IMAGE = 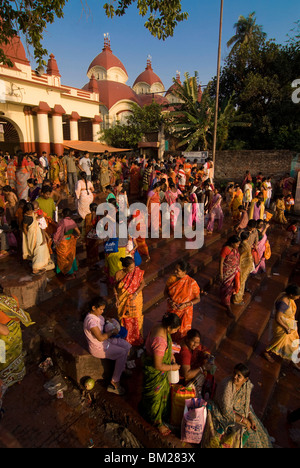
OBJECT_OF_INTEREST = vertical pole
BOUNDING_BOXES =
[212,0,224,168]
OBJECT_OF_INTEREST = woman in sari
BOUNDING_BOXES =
[147,182,162,232]
[114,156,123,182]
[53,208,80,279]
[0,288,34,388]
[100,156,110,190]
[249,192,265,221]
[139,313,181,436]
[49,154,60,185]
[84,202,101,268]
[264,284,300,368]
[114,256,145,346]
[176,329,213,397]
[274,195,287,225]
[233,231,254,305]
[0,156,7,186]
[164,182,182,230]
[75,171,94,220]
[230,185,243,221]
[130,161,141,197]
[219,235,241,318]
[131,209,150,262]
[252,220,270,274]
[164,260,200,342]
[206,187,224,234]
[15,153,31,200]
[202,363,273,448]
[22,202,53,275]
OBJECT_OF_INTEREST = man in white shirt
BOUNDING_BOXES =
[79,151,92,181]
[39,151,49,178]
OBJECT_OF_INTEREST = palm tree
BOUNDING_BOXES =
[227,12,266,55]
[165,74,250,151]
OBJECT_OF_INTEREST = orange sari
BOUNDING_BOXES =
[166,274,200,341]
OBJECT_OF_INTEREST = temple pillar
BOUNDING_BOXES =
[92,115,102,142]
[33,101,51,155]
[52,104,65,156]
[69,111,80,141]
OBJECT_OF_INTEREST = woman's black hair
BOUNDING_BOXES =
[161,313,181,330]
[225,235,240,246]
[175,260,190,273]
[240,230,250,241]
[234,363,250,378]
[186,329,201,341]
[23,202,34,213]
[89,296,106,310]
[89,202,98,212]
[62,207,72,218]
[285,284,300,297]
[120,256,135,268]
[80,171,89,195]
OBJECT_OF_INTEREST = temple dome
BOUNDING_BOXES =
[87,37,128,83]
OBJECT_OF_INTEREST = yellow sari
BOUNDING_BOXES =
[0,295,34,388]
[266,293,299,360]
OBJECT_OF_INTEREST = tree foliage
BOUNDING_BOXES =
[210,12,300,151]
[0,0,67,67]
[101,101,164,149]
[103,0,188,40]
[165,73,249,151]
[0,0,188,67]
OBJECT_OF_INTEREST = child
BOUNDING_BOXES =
[36,186,56,220]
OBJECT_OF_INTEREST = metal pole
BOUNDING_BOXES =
[212,0,224,168]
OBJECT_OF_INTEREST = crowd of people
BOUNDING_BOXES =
[0,147,299,448]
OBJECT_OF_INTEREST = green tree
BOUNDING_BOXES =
[227,11,266,56]
[101,101,164,149]
[0,0,67,67]
[104,0,188,40]
[165,73,248,151]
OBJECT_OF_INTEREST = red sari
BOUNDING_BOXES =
[116,266,145,346]
[220,247,240,307]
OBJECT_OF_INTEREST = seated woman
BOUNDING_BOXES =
[83,296,131,396]
[176,329,214,397]
[139,313,181,436]
[202,363,273,448]
[53,208,80,279]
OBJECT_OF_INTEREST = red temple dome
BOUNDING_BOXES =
[87,36,128,77]
[133,57,163,87]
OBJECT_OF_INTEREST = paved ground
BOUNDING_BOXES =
[0,204,300,449]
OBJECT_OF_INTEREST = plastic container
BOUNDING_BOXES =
[168,369,180,384]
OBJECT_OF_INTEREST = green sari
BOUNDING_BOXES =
[140,334,172,429]
[0,295,34,388]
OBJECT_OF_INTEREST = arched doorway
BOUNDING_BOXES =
[0,118,21,155]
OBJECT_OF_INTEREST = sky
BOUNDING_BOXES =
[25,0,300,92]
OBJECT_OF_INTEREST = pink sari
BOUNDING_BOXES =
[165,188,182,229]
